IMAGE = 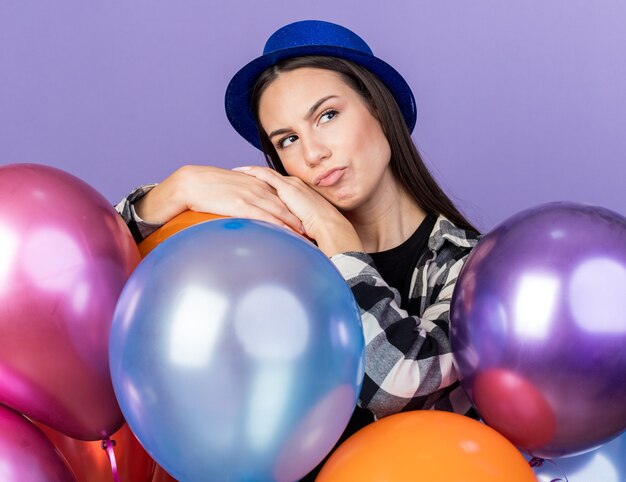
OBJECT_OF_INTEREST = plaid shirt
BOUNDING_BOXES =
[116,187,479,420]
[114,184,161,243]
[330,217,479,419]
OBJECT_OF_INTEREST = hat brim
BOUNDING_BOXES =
[225,45,417,150]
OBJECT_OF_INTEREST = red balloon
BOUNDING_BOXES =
[0,164,140,439]
[0,404,76,482]
[37,422,156,482]
[152,466,178,482]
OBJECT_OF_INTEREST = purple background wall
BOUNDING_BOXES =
[2,0,625,231]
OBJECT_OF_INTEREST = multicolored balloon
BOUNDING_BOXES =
[451,202,626,458]
[0,404,77,482]
[316,410,536,482]
[110,218,365,481]
[0,163,140,439]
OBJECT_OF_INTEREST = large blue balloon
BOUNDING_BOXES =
[110,219,365,482]
[451,202,626,458]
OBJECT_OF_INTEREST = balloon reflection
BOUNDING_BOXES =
[273,385,356,482]
[569,257,626,334]
[234,285,310,361]
[70,281,90,315]
[245,364,294,452]
[473,368,557,450]
[22,228,85,292]
[513,272,560,339]
[168,286,229,368]
[0,224,19,290]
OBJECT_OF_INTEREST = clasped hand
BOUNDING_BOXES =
[233,166,363,256]
[135,165,363,257]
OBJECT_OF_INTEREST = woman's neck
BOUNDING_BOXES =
[344,182,426,253]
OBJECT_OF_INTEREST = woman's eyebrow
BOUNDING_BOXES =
[304,95,338,120]
[268,95,339,140]
[268,127,291,140]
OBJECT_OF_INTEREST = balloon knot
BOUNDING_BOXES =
[101,437,117,450]
[529,456,545,467]
[101,438,121,482]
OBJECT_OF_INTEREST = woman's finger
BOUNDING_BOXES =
[233,166,287,189]
[248,196,304,233]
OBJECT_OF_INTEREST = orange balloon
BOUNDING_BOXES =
[152,465,178,482]
[138,211,224,257]
[316,411,536,482]
[36,422,156,482]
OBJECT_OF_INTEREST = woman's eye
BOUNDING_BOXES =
[319,109,338,124]
[278,135,298,149]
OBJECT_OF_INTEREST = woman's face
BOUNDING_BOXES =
[257,67,394,212]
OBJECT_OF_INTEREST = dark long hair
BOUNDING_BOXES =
[250,56,477,232]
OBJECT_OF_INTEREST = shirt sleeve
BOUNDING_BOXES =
[114,184,164,243]
[330,250,470,420]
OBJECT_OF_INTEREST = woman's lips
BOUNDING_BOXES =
[315,168,345,187]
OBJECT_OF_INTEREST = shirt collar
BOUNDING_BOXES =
[428,215,480,252]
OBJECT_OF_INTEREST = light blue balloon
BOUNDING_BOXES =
[110,219,365,482]
[529,431,626,482]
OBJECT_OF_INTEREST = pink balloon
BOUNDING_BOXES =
[0,404,77,482]
[0,164,140,440]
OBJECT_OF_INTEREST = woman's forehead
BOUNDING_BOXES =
[259,68,351,113]
[272,67,348,92]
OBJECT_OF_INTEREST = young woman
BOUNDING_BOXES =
[116,19,480,478]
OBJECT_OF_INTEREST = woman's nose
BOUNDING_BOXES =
[301,136,331,167]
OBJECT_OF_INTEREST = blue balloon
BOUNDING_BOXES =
[529,430,626,482]
[110,219,365,482]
